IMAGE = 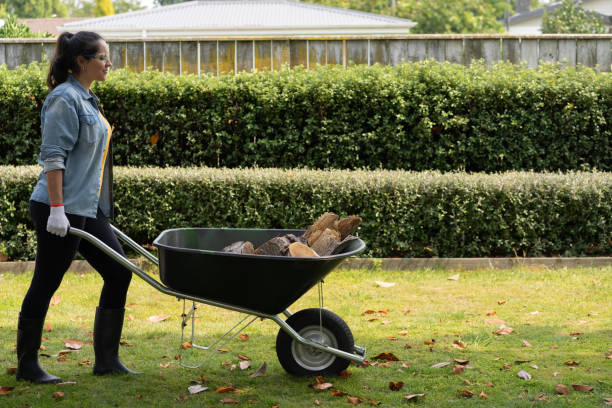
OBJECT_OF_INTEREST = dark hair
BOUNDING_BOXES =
[47,31,104,90]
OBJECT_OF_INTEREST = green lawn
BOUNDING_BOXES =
[1,265,611,407]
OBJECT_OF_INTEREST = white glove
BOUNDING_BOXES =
[47,205,70,237]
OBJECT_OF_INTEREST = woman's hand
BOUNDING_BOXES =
[47,205,70,237]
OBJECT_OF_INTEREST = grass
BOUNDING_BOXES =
[0,265,611,407]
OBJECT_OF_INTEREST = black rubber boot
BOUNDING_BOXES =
[16,314,61,384]
[93,307,140,375]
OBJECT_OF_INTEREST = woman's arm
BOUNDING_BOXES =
[46,169,64,205]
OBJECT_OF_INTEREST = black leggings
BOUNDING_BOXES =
[20,200,133,319]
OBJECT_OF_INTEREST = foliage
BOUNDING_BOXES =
[0,13,52,37]
[1,61,611,173]
[0,0,67,18]
[94,0,114,16]
[406,0,504,33]
[1,166,611,260]
[542,0,607,34]
[113,0,145,14]
[154,0,188,5]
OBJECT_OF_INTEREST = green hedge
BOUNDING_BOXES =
[1,166,610,261]
[1,61,611,172]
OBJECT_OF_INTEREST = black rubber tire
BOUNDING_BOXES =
[276,308,354,376]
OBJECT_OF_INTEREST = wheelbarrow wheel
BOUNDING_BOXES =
[276,308,354,376]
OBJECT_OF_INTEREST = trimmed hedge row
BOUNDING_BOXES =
[1,166,610,261]
[1,61,611,172]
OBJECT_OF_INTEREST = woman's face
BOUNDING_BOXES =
[83,40,112,82]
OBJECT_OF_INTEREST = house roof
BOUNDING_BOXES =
[59,0,415,38]
[18,18,89,35]
[509,0,611,25]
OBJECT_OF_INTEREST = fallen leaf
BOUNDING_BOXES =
[314,399,321,406]
[50,296,61,306]
[219,398,239,404]
[239,361,250,370]
[497,300,507,305]
[532,394,549,402]
[495,325,514,335]
[6,367,17,375]
[564,360,580,366]
[239,334,249,341]
[57,355,67,362]
[237,354,250,361]
[522,340,532,347]
[77,359,91,366]
[44,323,53,331]
[431,362,451,368]
[572,384,594,392]
[150,132,160,146]
[569,331,584,336]
[530,364,538,369]
[363,310,376,315]
[398,330,409,336]
[249,362,266,377]
[389,381,404,391]
[453,365,464,374]
[518,370,532,380]
[502,363,512,370]
[424,339,436,345]
[160,362,171,368]
[401,362,411,368]
[453,340,467,349]
[603,397,612,406]
[0,386,15,396]
[375,281,395,288]
[372,352,399,361]
[127,315,134,321]
[174,354,181,360]
[148,315,169,323]
[312,383,333,390]
[181,341,192,349]
[339,369,351,379]
[347,396,363,404]
[486,381,494,387]
[188,385,208,394]
[315,376,325,384]
[457,389,474,398]
[447,274,460,281]
[119,341,132,347]
[57,381,77,386]
[530,311,540,315]
[404,393,425,402]
[331,390,347,397]
[52,391,64,398]
[479,391,488,399]
[217,348,229,353]
[381,320,391,325]
[365,396,381,405]
[386,336,397,341]
[216,385,237,393]
[555,384,570,395]
[486,310,496,316]
[454,359,469,365]
[63,339,83,350]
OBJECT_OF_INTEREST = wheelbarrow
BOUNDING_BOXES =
[68,225,367,376]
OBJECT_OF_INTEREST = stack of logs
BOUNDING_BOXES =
[222,212,362,257]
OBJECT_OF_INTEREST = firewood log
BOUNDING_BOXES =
[303,212,338,244]
[222,241,255,254]
[331,236,359,255]
[288,242,318,257]
[336,216,362,240]
[310,228,341,256]
[255,236,291,256]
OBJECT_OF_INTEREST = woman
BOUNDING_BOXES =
[17,31,138,384]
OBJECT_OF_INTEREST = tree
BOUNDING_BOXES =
[0,13,53,37]
[95,0,114,16]
[407,0,504,33]
[113,0,145,14]
[541,0,606,34]
[0,0,68,18]
[154,0,189,5]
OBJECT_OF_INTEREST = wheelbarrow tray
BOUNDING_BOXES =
[153,228,366,315]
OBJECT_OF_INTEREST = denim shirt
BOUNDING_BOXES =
[30,75,113,219]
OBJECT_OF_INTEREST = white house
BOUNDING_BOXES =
[58,0,416,38]
[508,0,612,34]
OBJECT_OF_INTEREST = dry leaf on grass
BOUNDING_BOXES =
[239,334,249,341]
[497,299,507,305]
[52,392,64,399]
[457,389,474,398]
[160,362,171,368]
[239,361,250,370]
[388,381,404,391]
[0,386,15,395]
[447,274,460,281]
[347,396,364,405]
[603,397,612,406]
[216,385,237,393]
[339,369,351,379]
[518,370,532,380]
[372,352,399,361]
[555,384,570,395]
[148,315,170,323]
[331,390,347,397]
[404,393,425,402]
[522,340,532,347]
[311,383,333,390]
[220,398,239,404]
[572,384,594,392]
[50,295,61,306]
[63,339,83,350]
[6,367,17,375]
[479,392,488,399]
[495,325,514,335]
[249,362,266,377]
[564,360,580,366]
[453,365,464,374]
[431,361,451,368]
[453,340,467,349]
[484,318,505,325]
[188,385,208,394]
[532,394,549,402]
[181,342,192,349]
[237,354,250,361]
[374,281,395,288]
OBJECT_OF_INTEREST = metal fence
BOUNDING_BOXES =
[1,34,611,74]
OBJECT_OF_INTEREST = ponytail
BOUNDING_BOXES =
[46,31,104,90]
